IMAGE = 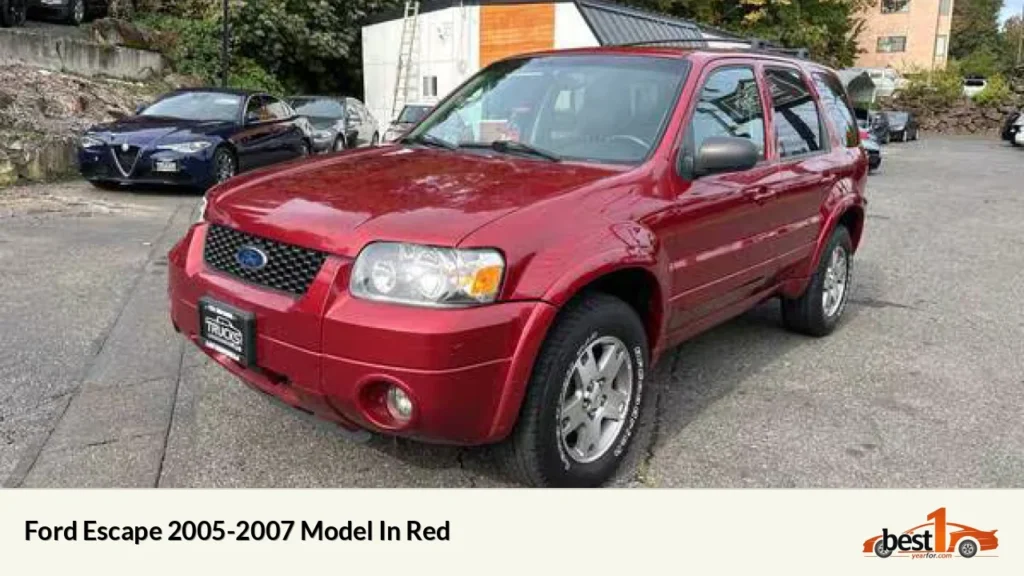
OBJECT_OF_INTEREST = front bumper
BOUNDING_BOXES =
[168,224,556,445]
[79,145,216,187]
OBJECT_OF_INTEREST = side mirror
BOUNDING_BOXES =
[134,104,146,115]
[691,136,759,178]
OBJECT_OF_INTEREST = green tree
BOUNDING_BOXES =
[949,0,1004,60]
[620,0,875,67]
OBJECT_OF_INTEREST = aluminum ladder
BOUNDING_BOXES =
[391,1,421,121]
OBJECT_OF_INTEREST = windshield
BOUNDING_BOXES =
[398,105,431,124]
[141,92,243,122]
[289,98,345,118]
[407,55,689,164]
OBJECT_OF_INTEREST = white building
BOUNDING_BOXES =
[361,0,731,130]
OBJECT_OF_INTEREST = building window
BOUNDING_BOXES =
[422,76,438,98]
[877,36,907,53]
[939,0,951,14]
[881,0,910,13]
[935,34,948,58]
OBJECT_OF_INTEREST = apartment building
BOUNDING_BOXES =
[856,0,954,71]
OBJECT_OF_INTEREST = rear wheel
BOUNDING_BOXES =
[781,226,853,337]
[498,292,649,487]
[958,539,978,558]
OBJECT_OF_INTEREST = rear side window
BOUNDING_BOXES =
[765,68,823,158]
[812,72,859,147]
[687,66,766,158]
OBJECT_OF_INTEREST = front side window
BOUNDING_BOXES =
[812,72,859,148]
[686,66,766,158]
[765,68,824,158]
[877,36,907,53]
[141,91,243,122]
[409,55,689,165]
[264,96,292,120]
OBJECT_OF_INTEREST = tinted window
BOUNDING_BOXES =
[289,98,345,118]
[410,55,688,165]
[812,72,859,147]
[687,66,765,158]
[141,91,243,122]
[398,105,431,123]
[245,96,270,121]
[765,68,823,158]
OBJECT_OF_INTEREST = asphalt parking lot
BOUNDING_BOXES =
[2,137,1023,488]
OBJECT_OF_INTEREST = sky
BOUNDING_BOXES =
[1003,0,1024,23]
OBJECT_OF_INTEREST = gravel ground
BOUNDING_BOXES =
[1,137,1022,488]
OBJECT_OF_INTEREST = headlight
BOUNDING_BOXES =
[157,141,213,154]
[80,135,104,148]
[350,242,504,307]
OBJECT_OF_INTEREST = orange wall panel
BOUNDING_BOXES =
[479,4,555,68]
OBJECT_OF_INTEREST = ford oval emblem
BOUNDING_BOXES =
[236,245,268,271]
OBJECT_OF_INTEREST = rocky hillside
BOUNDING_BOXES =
[0,65,179,188]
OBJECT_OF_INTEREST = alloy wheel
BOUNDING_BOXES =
[72,0,84,24]
[557,336,633,464]
[821,244,848,318]
[214,151,235,183]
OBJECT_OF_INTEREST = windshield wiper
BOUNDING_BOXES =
[460,140,561,162]
[402,133,457,150]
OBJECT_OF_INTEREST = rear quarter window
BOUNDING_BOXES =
[812,72,860,148]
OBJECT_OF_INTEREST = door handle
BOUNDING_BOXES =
[748,186,776,204]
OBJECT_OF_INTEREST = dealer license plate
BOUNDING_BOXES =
[198,297,256,366]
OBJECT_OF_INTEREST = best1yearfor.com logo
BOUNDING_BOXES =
[863,507,998,559]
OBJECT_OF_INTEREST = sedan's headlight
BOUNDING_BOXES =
[351,242,504,307]
[157,141,213,154]
[80,135,104,148]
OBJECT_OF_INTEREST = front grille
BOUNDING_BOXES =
[112,145,140,176]
[203,225,327,296]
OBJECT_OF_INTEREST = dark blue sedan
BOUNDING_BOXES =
[79,88,312,190]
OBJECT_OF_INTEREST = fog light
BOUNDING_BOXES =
[386,386,413,422]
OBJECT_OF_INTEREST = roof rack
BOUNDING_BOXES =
[615,36,810,60]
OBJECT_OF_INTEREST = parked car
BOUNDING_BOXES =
[79,88,311,190]
[287,95,379,153]
[383,103,433,143]
[1001,110,1022,146]
[0,0,28,26]
[27,0,105,25]
[859,125,882,171]
[883,110,918,142]
[169,47,867,487]
[861,67,908,99]
[855,108,891,143]
[963,76,987,98]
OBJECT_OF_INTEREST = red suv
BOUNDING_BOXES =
[168,47,866,487]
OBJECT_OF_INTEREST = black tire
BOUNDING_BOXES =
[874,539,893,558]
[332,136,346,152]
[88,180,120,190]
[498,292,649,487]
[370,133,379,147]
[0,0,26,27]
[211,147,236,187]
[781,225,853,337]
[299,140,311,157]
[67,0,84,25]
[958,539,978,558]
[881,131,890,144]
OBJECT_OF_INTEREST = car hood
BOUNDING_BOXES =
[87,115,232,147]
[206,146,622,256]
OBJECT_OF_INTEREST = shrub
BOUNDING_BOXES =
[974,74,1013,106]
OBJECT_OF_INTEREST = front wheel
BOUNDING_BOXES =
[67,0,84,25]
[211,147,236,186]
[781,225,853,337]
[498,292,649,487]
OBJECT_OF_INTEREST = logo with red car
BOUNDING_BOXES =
[863,507,998,559]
